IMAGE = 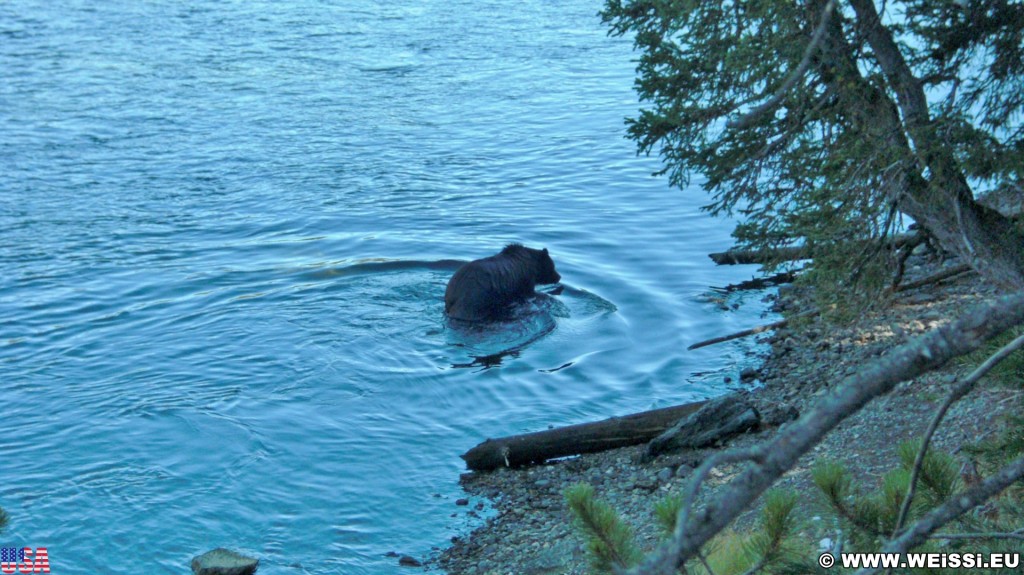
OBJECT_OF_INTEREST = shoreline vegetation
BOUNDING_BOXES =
[431,249,1021,574]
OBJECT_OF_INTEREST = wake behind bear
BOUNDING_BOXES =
[444,244,561,322]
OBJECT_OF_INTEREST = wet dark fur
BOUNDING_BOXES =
[444,244,561,322]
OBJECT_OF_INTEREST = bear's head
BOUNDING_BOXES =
[534,247,561,284]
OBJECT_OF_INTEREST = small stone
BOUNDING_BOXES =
[534,479,550,487]
[455,498,469,506]
[675,464,693,478]
[399,555,422,567]
[190,548,259,575]
[740,367,758,382]
[657,467,674,483]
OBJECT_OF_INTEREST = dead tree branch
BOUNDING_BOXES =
[687,308,820,351]
[892,332,1024,536]
[855,456,1024,575]
[894,263,973,292]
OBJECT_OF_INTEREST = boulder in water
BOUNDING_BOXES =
[190,548,259,575]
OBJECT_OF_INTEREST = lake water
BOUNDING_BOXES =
[0,1,773,573]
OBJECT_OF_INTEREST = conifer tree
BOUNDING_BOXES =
[601,0,1024,296]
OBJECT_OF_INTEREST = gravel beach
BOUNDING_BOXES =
[427,255,1017,574]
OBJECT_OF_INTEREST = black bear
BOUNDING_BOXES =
[445,244,561,322]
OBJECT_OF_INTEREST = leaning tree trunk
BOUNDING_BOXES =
[845,0,1024,291]
[811,0,1024,292]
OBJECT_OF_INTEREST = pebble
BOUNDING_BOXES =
[675,463,693,478]
[456,498,469,506]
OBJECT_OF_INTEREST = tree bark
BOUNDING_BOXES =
[645,394,760,459]
[845,0,1024,291]
[461,401,706,471]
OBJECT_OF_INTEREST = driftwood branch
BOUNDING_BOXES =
[722,270,801,292]
[688,308,819,351]
[710,233,918,265]
[894,263,972,292]
[709,246,811,265]
[645,394,760,460]
[461,401,706,471]
[625,292,1024,575]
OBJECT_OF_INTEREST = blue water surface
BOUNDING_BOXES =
[0,1,772,573]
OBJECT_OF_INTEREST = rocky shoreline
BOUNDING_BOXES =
[429,255,1015,574]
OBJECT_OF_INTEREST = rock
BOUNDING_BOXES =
[977,183,1024,218]
[759,404,799,428]
[399,555,422,567]
[456,498,469,506]
[740,367,758,382]
[190,548,259,575]
[675,463,694,478]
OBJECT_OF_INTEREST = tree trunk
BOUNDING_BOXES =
[460,401,706,471]
[845,0,1024,291]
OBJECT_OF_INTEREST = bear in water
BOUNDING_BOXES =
[445,244,561,322]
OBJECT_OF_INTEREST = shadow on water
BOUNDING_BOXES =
[311,259,618,371]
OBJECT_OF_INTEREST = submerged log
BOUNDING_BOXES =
[645,394,760,460]
[722,269,801,291]
[461,401,708,472]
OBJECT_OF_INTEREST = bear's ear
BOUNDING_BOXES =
[543,248,549,254]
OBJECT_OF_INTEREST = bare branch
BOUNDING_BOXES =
[892,331,1024,536]
[855,455,1024,575]
[727,0,836,130]
[931,528,1024,541]
[687,308,819,351]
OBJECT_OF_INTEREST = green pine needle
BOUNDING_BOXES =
[564,482,643,574]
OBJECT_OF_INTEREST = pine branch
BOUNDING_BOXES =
[892,332,1024,536]
[565,483,642,573]
[855,455,1024,575]
[727,0,837,130]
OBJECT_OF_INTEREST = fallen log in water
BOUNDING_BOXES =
[709,245,811,265]
[461,401,707,472]
[709,233,918,265]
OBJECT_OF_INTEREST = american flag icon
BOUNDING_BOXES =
[0,547,49,573]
